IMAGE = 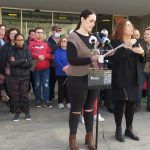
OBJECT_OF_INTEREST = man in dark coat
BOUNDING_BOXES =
[47,25,62,101]
[140,27,150,111]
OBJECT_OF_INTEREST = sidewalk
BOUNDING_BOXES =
[0,100,150,150]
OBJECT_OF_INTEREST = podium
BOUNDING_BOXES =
[88,68,112,149]
[88,69,112,89]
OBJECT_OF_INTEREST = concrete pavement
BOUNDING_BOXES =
[0,100,150,150]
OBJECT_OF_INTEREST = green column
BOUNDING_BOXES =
[0,8,2,24]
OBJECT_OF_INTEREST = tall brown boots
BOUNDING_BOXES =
[69,132,96,150]
[69,134,78,150]
[85,132,96,150]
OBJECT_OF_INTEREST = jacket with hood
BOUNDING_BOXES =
[29,39,52,70]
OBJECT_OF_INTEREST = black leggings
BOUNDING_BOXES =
[67,75,97,134]
[114,100,135,128]
[57,76,70,104]
[49,67,57,101]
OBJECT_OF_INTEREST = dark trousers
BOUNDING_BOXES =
[29,71,34,93]
[138,72,150,109]
[5,75,14,113]
[67,75,97,134]
[10,79,29,113]
[57,76,70,104]
[104,89,113,104]
[49,67,57,101]
[5,75,12,98]
[114,100,135,128]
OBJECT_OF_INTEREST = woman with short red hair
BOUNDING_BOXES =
[110,19,144,142]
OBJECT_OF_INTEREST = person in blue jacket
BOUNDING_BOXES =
[54,37,70,109]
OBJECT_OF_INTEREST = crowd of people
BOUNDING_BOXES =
[0,8,150,150]
[0,22,107,122]
[0,25,69,118]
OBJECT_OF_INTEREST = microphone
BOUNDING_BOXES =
[99,33,113,49]
[89,35,97,44]
[89,35,100,54]
[93,32,103,46]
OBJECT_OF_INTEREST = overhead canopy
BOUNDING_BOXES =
[0,0,150,16]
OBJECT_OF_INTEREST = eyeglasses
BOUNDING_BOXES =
[55,30,61,32]
[61,40,67,42]
[36,32,43,34]
[10,33,17,35]
[16,39,24,41]
[0,29,5,31]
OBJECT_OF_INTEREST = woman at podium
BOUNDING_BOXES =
[66,9,100,150]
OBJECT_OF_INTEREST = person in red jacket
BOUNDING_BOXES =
[29,27,52,108]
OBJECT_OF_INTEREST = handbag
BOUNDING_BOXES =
[1,90,9,102]
[0,84,9,102]
[88,68,112,89]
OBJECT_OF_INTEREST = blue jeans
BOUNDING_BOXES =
[33,68,50,102]
[138,72,150,108]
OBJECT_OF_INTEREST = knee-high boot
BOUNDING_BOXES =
[85,132,96,150]
[69,134,78,150]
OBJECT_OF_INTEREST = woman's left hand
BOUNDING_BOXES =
[10,56,15,61]
[131,44,144,55]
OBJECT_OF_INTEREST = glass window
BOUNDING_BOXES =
[22,10,52,38]
[53,12,80,36]
[2,8,21,31]
[97,14,113,37]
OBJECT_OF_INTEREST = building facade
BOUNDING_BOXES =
[0,7,150,38]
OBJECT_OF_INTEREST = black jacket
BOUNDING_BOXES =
[9,45,32,80]
[140,40,149,70]
[47,36,59,67]
[0,42,13,74]
[47,36,59,53]
[0,39,6,49]
[110,40,144,88]
[109,40,144,101]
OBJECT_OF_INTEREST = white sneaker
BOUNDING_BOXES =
[66,103,71,109]
[94,114,104,122]
[58,103,65,109]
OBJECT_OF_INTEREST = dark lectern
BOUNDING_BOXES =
[88,68,112,149]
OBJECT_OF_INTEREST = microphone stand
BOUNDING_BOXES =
[95,62,107,150]
[95,89,100,149]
